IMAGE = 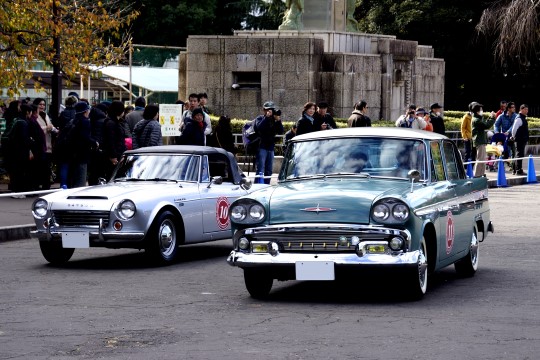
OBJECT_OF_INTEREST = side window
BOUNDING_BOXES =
[443,142,458,180]
[430,141,445,181]
[200,156,209,182]
[208,153,231,182]
[442,141,464,180]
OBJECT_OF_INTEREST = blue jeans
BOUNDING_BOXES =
[256,148,274,184]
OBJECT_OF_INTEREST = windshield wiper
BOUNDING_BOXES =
[148,178,179,183]
[285,174,327,181]
[324,172,371,178]
[113,177,147,182]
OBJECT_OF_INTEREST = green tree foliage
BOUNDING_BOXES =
[0,0,138,97]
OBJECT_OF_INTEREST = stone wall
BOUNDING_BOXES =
[181,31,445,122]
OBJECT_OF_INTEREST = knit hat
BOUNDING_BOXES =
[68,91,80,100]
[74,101,90,114]
[191,108,204,117]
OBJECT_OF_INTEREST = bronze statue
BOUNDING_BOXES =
[278,0,304,31]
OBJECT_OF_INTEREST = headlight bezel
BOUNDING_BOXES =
[371,198,410,224]
[230,200,266,224]
[32,199,49,219]
[116,199,136,220]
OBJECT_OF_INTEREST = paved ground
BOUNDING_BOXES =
[0,185,539,359]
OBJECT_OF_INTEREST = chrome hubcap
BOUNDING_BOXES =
[418,241,428,291]
[470,232,479,270]
[159,220,175,256]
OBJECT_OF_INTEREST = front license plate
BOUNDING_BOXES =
[295,261,335,280]
[62,232,90,248]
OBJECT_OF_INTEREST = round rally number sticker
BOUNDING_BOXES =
[216,197,230,230]
[446,210,455,254]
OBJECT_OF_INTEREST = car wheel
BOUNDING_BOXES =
[455,227,479,277]
[406,236,428,300]
[244,269,273,299]
[146,211,178,265]
[39,241,75,265]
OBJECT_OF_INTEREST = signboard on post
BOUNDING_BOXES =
[159,104,183,137]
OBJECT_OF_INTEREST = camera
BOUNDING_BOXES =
[408,111,415,115]
[274,109,281,116]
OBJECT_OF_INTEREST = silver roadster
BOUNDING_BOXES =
[31,146,267,265]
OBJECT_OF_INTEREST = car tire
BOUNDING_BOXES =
[454,227,479,277]
[39,241,75,265]
[244,269,273,299]
[146,211,178,265]
[405,236,428,300]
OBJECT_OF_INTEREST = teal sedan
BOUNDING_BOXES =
[227,127,494,299]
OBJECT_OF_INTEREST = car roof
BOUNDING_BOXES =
[292,127,448,142]
[124,145,231,157]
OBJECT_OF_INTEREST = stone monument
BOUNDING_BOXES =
[179,0,445,121]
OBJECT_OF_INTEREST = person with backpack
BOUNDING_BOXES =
[132,104,162,149]
[348,100,372,127]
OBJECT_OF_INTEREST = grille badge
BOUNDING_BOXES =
[300,204,336,214]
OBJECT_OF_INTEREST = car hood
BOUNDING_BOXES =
[45,182,198,208]
[266,178,412,225]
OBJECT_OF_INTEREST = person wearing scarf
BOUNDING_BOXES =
[177,108,207,146]
[296,102,328,136]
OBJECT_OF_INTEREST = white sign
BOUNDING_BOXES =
[159,104,183,137]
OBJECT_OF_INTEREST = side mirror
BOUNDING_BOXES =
[207,176,223,188]
[98,177,107,185]
[407,169,421,193]
[407,169,421,182]
[240,177,252,190]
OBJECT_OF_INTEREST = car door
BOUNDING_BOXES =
[441,140,474,257]
[199,154,249,237]
[429,141,460,266]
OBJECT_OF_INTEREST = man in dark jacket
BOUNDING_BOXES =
[313,102,337,130]
[510,104,529,176]
[125,96,146,134]
[69,101,98,188]
[102,101,127,179]
[429,103,445,136]
[87,102,109,185]
[55,95,77,130]
[471,103,496,177]
[254,101,283,184]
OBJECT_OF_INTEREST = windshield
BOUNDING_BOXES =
[280,137,427,180]
[112,154,201,182]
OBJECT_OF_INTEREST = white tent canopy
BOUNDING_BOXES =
[95,65,178,93]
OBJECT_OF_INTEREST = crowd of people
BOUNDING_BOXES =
[0,93,532,196]
[460,100,530,177]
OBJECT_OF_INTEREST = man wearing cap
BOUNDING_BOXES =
[314,102,337,130]
[429,103,445,136]
[253,101,284,184]
[68,101,98,188]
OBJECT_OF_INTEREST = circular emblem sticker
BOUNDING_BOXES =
[216,196,230,230]
[446,210,455,255]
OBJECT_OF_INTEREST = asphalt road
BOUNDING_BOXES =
[1,185,539,359]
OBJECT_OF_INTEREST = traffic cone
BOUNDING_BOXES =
[256,172,264,184]
[526,155,537,184]
[497,157,507,187]
[466,159,473,179]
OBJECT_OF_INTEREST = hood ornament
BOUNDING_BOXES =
[300,204,336,214]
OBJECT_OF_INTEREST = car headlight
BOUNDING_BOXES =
[117,200,136,220]
[230,200,266,224]
[371,199,410,224]
[32,199,49,219]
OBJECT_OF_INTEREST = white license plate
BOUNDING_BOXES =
[295,261,335,280]
[62,232,90,248]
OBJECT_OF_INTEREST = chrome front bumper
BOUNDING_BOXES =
[227,250,422,267]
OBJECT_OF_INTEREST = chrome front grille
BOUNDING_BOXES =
[53,210,110,227]
[246,228,402,253]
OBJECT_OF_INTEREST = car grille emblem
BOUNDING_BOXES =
[300,204,336,214]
